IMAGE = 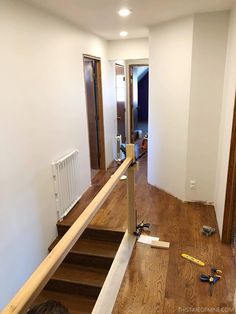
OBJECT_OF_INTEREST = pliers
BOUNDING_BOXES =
[200,267,222,296]
[134,221,150,236]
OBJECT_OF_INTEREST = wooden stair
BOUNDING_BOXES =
[31,225,124,314]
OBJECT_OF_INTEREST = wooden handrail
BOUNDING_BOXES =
[2,149,135,314]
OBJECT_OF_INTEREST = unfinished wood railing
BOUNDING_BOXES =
[2,144,137,314]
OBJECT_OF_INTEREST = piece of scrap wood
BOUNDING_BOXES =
[151,240,170,249]
[137,235,159,245]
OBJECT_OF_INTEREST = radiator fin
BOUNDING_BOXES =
[52,150,80,220]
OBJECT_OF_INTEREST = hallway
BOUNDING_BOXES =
[60,156,236,313]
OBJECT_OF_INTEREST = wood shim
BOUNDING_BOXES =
[151,240,170,249]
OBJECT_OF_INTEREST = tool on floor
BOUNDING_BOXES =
[141,134,148,151]
[181,253,205,266]
[134,221,150,236]
[201,225,216,236]
[200,267,222,296]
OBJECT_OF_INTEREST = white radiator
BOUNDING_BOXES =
[115,135,122,161]
[52,150,80,220]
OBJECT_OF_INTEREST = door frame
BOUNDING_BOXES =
[128,64,149,143]
[222,91,236,244]
[115,63,126,143]
[83,54,106,170]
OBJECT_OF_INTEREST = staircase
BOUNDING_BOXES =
[32,224,125,314]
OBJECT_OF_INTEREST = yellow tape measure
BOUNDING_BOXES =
[181,253,205,266]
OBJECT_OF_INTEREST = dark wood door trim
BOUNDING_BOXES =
[95,59,106,169]
[83,54,101,61]
[222,91,236,243]
[115,64,126,142]
[83,55,106,170]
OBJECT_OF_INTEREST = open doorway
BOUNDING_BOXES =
[83,55,106,178]
[129,64,149,146]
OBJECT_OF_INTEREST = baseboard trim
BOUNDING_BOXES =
[148,182,214,206]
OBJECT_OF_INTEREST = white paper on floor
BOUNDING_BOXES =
[120,175,127,181]
[137,235,159,245]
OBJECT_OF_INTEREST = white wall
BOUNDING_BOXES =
[148,16,194,199]
[0,0,116,308]
[101,61,117,166]
[186,12,229,202]
[215,5,236,237]
[108,38,149,60]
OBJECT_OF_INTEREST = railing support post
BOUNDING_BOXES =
[126,144,137,235]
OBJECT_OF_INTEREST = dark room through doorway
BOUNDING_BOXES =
[129,64,149,147]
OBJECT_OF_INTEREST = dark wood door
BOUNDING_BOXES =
[117,102,126,142]
[84,58,100,169]
[222,91,236,243]
[115,64,126,143]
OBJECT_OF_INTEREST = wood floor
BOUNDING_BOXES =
[60,155,236,314]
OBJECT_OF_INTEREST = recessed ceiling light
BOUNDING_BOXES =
[120,31,128,37]
[118,8,131,17]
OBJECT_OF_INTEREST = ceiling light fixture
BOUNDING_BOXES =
[120,31,128,37]
[118,8,132,17]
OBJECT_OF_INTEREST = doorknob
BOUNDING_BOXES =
[117,116,121,120]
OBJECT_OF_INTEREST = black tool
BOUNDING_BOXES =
[134,221,150,236]
[201,225,216,236]
[200,267,222,296]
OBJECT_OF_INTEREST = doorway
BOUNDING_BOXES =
[115,64,126,143]
[83,55,105,176]
[129,64,149,144]
[222,91,236,244]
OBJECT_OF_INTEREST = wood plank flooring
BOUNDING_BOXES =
[61,155,236,313]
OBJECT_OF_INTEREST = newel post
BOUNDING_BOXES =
[126,144,137,235]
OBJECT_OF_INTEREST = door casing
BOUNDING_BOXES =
[129,64,149,143]
[83,54,106,170]
[222,92,236,244]
[115,64,126,143]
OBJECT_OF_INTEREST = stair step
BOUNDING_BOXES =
[45,263,107,297]
[49,237,120,268]
[71,238,120,257]
[32,290,96,314]
[53,263,108,286]
[40,227,124,311]
[57,224,124,243]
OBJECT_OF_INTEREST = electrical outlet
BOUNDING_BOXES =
[190,180,196,190]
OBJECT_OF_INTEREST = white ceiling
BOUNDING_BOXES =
[26,0,236,40]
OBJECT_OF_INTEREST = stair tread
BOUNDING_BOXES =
[58,224,124,233]
[57,224,125,243]
[52,263,108,287]
[32,290,96,314]
[49,237,120,258]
